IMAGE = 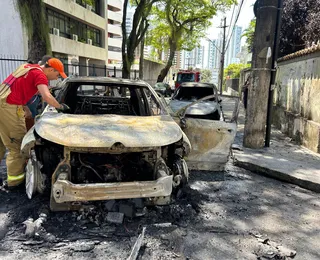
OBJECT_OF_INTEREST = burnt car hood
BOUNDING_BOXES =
[34,113,183,148]
[169,100,219,115]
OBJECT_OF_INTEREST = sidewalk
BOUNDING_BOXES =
[232,106,320,193]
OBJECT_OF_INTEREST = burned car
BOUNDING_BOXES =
[169,82,223,120]
[21,77,191,211]
[167,82,239,172]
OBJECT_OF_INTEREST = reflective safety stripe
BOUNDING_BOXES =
[7,173,25,181]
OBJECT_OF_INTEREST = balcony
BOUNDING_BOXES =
[108,50,122,61]
[107,0,122,11]
[108,10,122,23]
[43,0,105,30]
[108,24,122,36]
[108,38,122,49]
[50,34,107,61]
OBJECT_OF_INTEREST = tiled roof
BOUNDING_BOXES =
[278,44,320,62]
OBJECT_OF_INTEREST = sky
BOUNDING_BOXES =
[206,0,256,45]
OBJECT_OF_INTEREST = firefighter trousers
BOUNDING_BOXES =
[0,136,5,161]
[0,101,26,186]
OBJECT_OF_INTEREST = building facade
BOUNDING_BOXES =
[107,0,123,66]
[207,38,221,70]
[224,25,242,67]
[0,0,124,77]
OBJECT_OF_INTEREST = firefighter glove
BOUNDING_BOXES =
[56,103,70,113]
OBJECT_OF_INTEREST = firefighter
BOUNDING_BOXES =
[0,57,70,189]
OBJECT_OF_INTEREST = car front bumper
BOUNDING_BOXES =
[52,174,173,203]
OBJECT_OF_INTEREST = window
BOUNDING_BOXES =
[75,0,100,16]
[47,8,102,47]
[177,73,195,82]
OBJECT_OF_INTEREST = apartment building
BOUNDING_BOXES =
[44,0,107,76]
[0,0,123,77]
[107,0,123,67]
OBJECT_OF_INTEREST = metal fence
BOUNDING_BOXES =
[0,55,27,83]
[0,55,139,83]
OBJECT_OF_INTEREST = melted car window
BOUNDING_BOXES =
[63,83,167,117]
[148,94,164,116]
[173,87,215,101]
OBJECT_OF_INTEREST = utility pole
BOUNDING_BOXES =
[243,0,279,148]
[265,0,283,147]
[218,17,227,94]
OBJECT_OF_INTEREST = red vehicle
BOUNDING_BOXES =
[174,70,201,89]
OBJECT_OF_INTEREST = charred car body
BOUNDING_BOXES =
[21,77,190,211]
[169,82,223,120]
[167,82,239,172]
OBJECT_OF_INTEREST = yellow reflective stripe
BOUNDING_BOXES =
[7,173,25,181]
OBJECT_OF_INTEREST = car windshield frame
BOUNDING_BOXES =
[57,80,170,117]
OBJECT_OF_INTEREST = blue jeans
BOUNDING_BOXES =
[27,95,40,118]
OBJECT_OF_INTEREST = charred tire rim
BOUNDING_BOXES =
[25,151,44,199]
[173,157,189,187]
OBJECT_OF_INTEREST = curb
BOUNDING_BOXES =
[234,158,320,193]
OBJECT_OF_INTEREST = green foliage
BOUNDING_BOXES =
[242,19,255,53]
[153,0,236,81]
[200,69,213,83]
[224,63,250,79]
[83,0,94,6]
[280,0,320,57]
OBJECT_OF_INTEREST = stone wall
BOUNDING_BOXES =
[273,49,320,153]
[142,59,171,87]
[226,79,240,96]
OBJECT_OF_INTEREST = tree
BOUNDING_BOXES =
[242,19,255,53]
[224,63,250,79]
[15,0,51,62]
[200,69,213,83]
[279,0,320,57]
[121,0,159,79]
[146,22,170,61]
[153,0,235,82]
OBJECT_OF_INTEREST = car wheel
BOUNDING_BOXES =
[25,150,47,199]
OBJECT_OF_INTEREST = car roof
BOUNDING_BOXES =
[63,76,149,87]
[179,82,216,88]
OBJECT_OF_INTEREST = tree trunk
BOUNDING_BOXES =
[17,0,51,63]
[158,49,162,61]
[157,42,176,82]
[139,36,145,79]
[121,0,130,78]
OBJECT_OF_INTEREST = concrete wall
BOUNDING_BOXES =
[226,79,240,96]
[142,59,166,87]
[273,51,320,153]
[50,34,107,61]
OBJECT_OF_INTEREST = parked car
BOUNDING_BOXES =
[169,82,223,120]
[21,77,191,211]
[153,82,172,97]
[166,82,239,172]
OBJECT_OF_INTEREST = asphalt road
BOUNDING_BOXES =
[0,160,319,260]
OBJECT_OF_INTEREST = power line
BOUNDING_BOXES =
[206,38,222,54]
[225,4,237,49]
[224,0,245,53]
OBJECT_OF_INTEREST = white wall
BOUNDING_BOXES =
[0,0,27,57]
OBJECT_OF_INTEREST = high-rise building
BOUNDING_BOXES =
[224,26,242,67]
[107,0,123,66]
[207,39,221,70]
[195,46,204,68]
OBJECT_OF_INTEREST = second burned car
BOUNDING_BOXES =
[21,77,191,211]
